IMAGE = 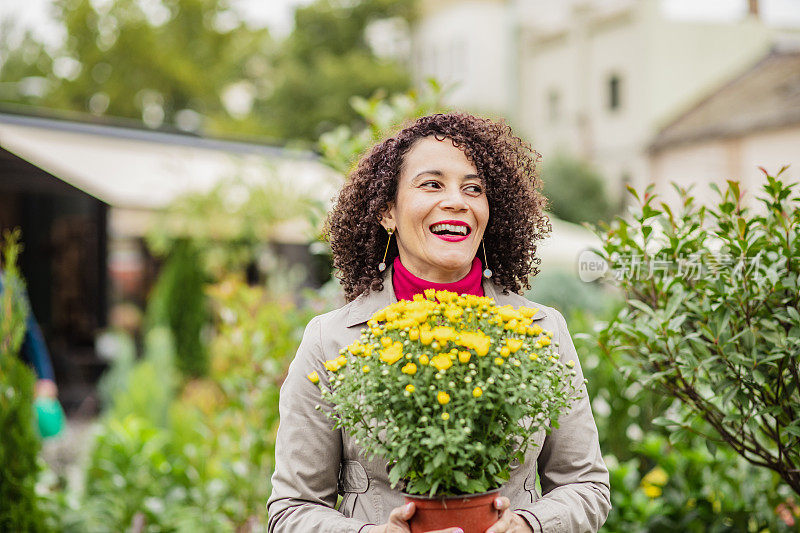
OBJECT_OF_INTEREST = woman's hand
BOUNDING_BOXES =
[486,497,533,533]
[368,502,464,533]
[35,379,58,398]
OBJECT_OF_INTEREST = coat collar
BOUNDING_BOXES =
[344,265,546,328]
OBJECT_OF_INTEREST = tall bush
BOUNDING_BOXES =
[146,239,210,378]
[592,169,800,495]
[540,153,617,225]
[0,230,50,532]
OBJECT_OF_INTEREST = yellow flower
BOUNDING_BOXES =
[472,387,483,398]
[437,391,450,405]
[432,326,456,344]
[401,362,417,375]
[324,356,346,372]
[307,371,320,384]
[529,353,539,361]
[642,466,668,487]
[405,384,415,393]
[424,288,436,300]
[642,484,662,499]
[444,305,463,322]
[408,328,419,341]
[539,336,551,347]
[435,290,457,303]
[566,360,575,368]
[371,328,382,337]
[430,354,453,372]
[506,338,523,353]
[519,306,539,318]
[419,354,430,366]
[379,341,404,365]
[458,351,471,364]
[362,365,370,373]
[371,309,386,322]
[347,342,364,356]
[457,331,491,356]
[494,357,504,366]
[500,346,510,358]
[441,412,450,421]
[380,336,393,348]
[407,310,428,325]
[393,318,416,331]
[528,324,543,336]
[419,326,434,346]
[505,319,518,330]
[496,305,523,323]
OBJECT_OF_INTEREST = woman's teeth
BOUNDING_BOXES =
[430,223,468,235]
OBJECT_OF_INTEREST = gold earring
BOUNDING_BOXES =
[482,241,492,278]
[378,228,394,272]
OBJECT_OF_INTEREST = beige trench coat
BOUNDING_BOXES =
[267,271,610,533]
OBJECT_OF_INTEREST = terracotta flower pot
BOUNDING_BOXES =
[403,488,502,533]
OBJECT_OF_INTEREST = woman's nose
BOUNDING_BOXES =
[439,189,469,211]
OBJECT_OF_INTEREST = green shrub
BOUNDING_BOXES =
[146,239,210,378]
[593,170,800,495]
[76,276,315,531]
[526,270,619,320]
[540,153,617,225]
[0,230,50,532]
[601,433,790,532]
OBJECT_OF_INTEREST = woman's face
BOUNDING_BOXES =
[382,135,489,283]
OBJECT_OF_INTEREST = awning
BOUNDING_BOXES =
[0,112,338,210]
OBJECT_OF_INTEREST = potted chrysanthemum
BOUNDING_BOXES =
[309,289,580,533]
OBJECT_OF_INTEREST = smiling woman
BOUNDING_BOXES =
[267,113,611,533]
[382,136,489,283]
[327,114,551,302]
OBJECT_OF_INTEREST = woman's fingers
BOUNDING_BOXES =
[494,497,511,513]
[385,502,415,531]
[486,497,513,533]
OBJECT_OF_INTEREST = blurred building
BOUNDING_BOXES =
[649,45,800,206]
[411,0,799,204]
[0,110,336,413]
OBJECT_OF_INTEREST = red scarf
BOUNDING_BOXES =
[391,256,484,301]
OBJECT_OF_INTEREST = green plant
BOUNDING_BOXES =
[0,230,50,532]
[540,153,617,225]
[76,276,314,531]
[318,79,447,175]
[313,290,579,496]
[145,239,210,378]
[592,168,800,495]
[601,433,792,532]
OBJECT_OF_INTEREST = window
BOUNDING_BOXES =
[608,74,622,111]
[547,89,560,122]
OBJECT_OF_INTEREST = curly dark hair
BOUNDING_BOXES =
[326,112,551,302]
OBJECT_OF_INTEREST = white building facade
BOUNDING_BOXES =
[411,0,792,203]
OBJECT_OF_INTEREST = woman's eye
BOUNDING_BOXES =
[420,181,441,189]
[464,184,483,194]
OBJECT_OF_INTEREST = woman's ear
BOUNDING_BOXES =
[380,204,395,232]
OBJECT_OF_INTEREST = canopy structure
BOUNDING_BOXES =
[0,111,339,241]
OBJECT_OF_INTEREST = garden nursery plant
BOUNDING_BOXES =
[310,289,580,514]
[594,168,800,497]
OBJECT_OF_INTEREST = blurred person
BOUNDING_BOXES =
[0,270,59,399]
[267,113,610,532]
